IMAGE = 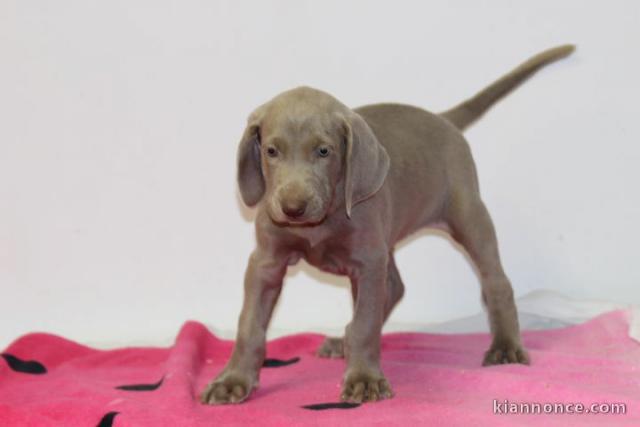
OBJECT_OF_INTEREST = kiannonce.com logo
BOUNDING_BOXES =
[493,399,627,415]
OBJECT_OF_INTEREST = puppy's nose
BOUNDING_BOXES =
[282,200,307,219]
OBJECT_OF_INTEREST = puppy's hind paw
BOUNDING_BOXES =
[316,337,345,359]
[482,342,530,366]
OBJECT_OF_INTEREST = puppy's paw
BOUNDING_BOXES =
[482,340,530,366]
[200,372,255,405]
[340,369,393,403]
[316,337,345,358]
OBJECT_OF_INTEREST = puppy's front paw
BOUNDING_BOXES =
[200,372,255,405]
[340,369,393,403]
[316,337,345,358]
[483,340,530,366]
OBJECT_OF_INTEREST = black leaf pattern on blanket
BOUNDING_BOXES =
[263,357,300,367]
[301,402,361,410]
[1,353,47,374]
[96,411,119,427]
[116,376,164,391]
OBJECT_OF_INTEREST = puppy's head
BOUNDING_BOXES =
[237,87,389,226]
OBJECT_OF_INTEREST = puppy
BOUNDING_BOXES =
[201,45,574,404]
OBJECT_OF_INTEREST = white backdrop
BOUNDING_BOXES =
[1,1,639,348]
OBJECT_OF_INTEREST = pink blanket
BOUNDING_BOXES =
[1,310,638,426]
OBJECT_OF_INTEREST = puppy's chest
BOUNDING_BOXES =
[303,243,353,276]
[287,228,354,276]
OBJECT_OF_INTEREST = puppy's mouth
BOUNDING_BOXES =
[267,193,332,227]
[268,203,328,227]
[270,213,327,228]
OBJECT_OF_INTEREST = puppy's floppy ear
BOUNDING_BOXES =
[341,111,390,218]
[237,107,265,206]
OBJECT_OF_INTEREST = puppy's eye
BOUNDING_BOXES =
[317,147,330,157]
[266,147,278,158]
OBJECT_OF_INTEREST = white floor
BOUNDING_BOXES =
[77,290,638,350]
[403,289,638,335]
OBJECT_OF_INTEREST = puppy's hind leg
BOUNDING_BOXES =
[446,195,530,366]
[316,254,405,359]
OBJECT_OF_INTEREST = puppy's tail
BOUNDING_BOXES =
[440,45,575,131]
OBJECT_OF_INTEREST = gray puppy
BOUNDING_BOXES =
[201,45,574,405]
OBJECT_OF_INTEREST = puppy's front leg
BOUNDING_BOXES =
[201,249,286,405]
[341,253,394,403]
